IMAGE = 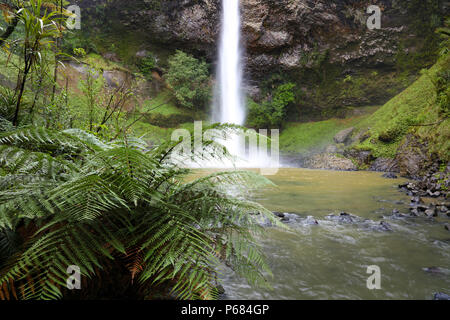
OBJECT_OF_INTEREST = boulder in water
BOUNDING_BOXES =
[326,212,360,224]
[415,204,429,212]
[391,211,409,219]
[377,221,393,232]
[273,212,285,218]
[303,216,319,225]
[433,292,450,300]
[423,266,450,275]
[424,208,437,217]
[410,196,423,204]
[382,172,398,179]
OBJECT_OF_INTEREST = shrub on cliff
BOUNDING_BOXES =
[247,82,296,129]
[166,51,211,110]
[138,54,157,79]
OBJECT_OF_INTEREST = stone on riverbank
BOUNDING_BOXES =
[333,127,354,145]
[306,154,357,171]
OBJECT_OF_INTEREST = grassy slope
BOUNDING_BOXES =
[279,107,378,154]
[353,55,450,161]
[81,53,130,72]
[142,90,202,118]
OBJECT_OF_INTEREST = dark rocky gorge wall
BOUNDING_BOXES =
[79,0,427,77]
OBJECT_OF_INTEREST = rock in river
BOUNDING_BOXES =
[326,212,361,224]
[433,292,450,300]
[423,267,450,276]
[382,172,398,179]
[376,221,393,232]
[273,212,285,218]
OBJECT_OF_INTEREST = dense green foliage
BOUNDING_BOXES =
[138,54,157,79]
[0,1,280,301]
[0,126,280,300]
[166,51,211,110]
[435,70,450,116]
[247,83,296,129]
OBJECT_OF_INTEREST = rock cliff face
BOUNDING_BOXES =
[81,0,431,77]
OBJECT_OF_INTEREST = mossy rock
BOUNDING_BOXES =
[378,127,402,143]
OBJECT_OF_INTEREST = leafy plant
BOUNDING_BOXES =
[138,54,156,78]
[436,17,450,56]
[247,83,296,130]
[166,50,210,110]
[0,88,16,123]
[0,125,279,300]
[73,47,86,57]
[10,0,62,126]
[77,68,104,132]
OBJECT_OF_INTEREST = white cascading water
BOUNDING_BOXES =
[214,0,245,162]
[217,0,245,128]
[213,0,275,169]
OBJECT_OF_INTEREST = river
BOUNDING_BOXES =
[210,168,450,300]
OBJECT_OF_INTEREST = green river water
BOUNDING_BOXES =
[206,168,450,300]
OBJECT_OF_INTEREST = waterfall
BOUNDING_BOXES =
[209,0,278,172]
[217,0,244,127]
[213,0,245,161]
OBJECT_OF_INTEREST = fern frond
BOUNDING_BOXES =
[0,127,277,300]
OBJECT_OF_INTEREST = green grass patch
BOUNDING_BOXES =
[144,90,188,117]
[81,53,130,72]
[280,113,372,154]
[131,121,173,145]
[140,90,205,128]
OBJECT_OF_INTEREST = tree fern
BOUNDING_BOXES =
[0,125,281,300]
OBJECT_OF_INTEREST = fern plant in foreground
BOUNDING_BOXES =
[0,125,280,300]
